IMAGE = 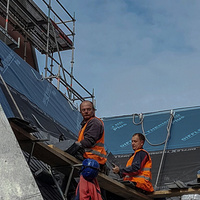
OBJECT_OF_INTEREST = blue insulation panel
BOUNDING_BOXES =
[103,107,200,155]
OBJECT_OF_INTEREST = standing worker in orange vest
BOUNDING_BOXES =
[75,100,107,170]
[112,133,154,193]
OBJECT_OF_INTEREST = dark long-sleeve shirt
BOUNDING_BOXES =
[119,149,149,178]
[80,117,104,148]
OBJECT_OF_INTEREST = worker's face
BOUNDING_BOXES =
[80,101,95,121]
[131,135,144,151]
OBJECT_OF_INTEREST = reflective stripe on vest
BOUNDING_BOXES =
[125,167,152,181]
[92,143,104,147]
[142,168,151,171]
[125,175,152,182]
[135,175,152,182]
[85,148,107,158]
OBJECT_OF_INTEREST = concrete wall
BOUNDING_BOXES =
[0,104,43,200]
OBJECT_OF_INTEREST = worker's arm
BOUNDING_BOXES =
[119,150,149,177]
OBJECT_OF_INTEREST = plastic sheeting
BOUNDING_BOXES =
[103,107,200,154]
[103,107,200,190]
[0,39,82,138]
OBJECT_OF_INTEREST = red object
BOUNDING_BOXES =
[75,175,103,200]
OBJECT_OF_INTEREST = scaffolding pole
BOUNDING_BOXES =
[5,0,10,32]
[45,0,51,78]
[0,0,95,104]
[69,13,75,100]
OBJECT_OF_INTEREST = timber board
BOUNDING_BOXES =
[10,121,152,200]
[11,121,200,199]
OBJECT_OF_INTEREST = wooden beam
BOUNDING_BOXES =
[10,121,153,200]
[10,121,81,175]
[51,146,153,200]
[97,173,153,200]
[12,121,200,199]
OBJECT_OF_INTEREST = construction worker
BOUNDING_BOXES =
[75,100,107,170]
[74,159,103,200]
[112,133,154,193]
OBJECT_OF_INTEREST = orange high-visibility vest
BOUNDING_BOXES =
[124,149,154,192]
[78,117,107,165]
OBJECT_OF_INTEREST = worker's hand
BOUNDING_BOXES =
[75,141,82,146]
[112,164,120,174]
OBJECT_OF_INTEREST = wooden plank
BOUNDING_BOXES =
[11,121,200,199]
[10,121,81,175]
[149,188,200,199]
[10,121,153,200]
[97,173,153,200]
[51,145,153,200]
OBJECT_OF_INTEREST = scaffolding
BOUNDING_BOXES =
[0,0,94,104]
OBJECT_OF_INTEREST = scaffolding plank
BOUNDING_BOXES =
[0,0,73,53]
[10,121,79,167]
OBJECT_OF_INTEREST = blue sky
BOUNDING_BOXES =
[35,1,200,118]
